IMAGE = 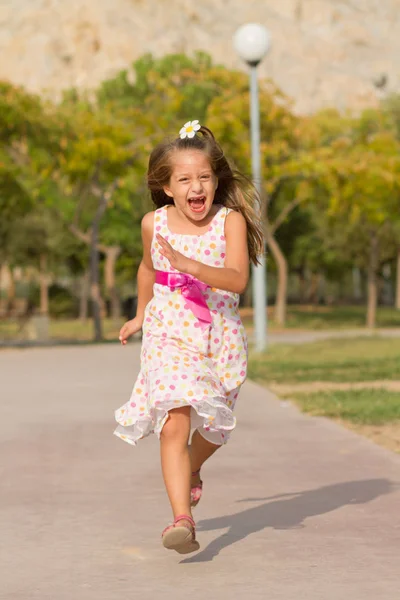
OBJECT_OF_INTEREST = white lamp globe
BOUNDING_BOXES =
[233,23,271,66]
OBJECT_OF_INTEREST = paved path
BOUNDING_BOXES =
[1,345,399,600]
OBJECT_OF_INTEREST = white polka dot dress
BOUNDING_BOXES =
[114,205,248,446]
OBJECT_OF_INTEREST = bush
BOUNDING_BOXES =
[48,284,79,318]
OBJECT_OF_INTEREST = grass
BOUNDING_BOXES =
[249,336,400,452]
[248,337,400,384]
[286,389,400,425]
[241,305,400,331]
[1,304,400,343]
[49,318,123,341]
[0,317,124,343]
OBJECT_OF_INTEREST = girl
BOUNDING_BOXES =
[115,121,264,555]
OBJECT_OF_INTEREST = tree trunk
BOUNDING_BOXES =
[298,268,307,304]
[396,248,400,310]
[39,254,49,315]
[319,272,327,305]
[79,268,90,322]
[90,239,102,342]
[307,272,320,304]
[104,246,121,321]
[352,266,362,302]
[366,233,379,329]
[66,179,119,338]
[266,231,287,327]
[5,264,16,315]
[90,194,110,342]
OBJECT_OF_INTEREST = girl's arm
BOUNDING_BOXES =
[119,212,155,344]
[135,212,156,321]
[157,211,250,294]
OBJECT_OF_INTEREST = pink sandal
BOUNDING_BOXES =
[191,469,203,508]
[162,514,200,554]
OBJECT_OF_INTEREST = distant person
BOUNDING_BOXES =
[115,121,264,554]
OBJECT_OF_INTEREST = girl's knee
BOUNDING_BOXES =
[161,407,191,442]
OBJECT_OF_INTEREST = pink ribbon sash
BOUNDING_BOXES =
[155,271,212,329]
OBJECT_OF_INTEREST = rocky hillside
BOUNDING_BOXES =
[1,0,399,113]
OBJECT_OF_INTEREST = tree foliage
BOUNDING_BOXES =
[1,54,399,337]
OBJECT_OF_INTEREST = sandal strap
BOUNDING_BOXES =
[191,468,201,477]
[174,514,196,529]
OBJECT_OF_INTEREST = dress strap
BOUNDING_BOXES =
[212,205,230,236]
[219,205,231,221]
[153,206,169,238]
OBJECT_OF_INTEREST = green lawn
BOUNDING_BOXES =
[2,304,400,343]
[241,305,400,331]
[248,337,400,384]
[249,337,400,448]
[0,318,124,343]
[49,318,123,341]
[286,389,400,425]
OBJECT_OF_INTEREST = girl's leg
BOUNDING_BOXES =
[160,406,192,519]
[190,429,221,486]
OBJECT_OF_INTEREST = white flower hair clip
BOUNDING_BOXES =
[179,120,201,139]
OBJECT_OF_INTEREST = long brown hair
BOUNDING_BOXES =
[147,126,264,265]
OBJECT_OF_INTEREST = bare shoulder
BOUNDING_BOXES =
[225,209,247,233]
[141,211,156,236]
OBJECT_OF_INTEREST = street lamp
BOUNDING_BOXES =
[234,23,271,352]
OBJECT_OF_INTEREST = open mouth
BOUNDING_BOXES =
[188,196,206,213]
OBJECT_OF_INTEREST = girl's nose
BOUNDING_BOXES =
[191,179,203,193]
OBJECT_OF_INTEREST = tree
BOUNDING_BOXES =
[5,55,400,336]
[325,126,400,327]
[0,81,62,312]
[94,55,338,327]
[43,83,162,339]
[207,75,331,325]
[97,52,221,126]
[382,94,400,309]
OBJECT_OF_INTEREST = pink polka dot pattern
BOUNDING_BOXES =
[114,205,248,446]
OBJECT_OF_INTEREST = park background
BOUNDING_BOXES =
[1,0,400,452]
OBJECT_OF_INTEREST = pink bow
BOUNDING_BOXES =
[155,271,212,329]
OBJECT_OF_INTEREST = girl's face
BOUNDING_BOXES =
[163,150,218,221]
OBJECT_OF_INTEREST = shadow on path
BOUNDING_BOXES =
[181,478,395,563]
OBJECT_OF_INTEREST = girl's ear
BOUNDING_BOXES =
[163,185,174,198]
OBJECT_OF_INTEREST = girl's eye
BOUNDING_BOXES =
[179,178,189,183]
[201,175,210,180]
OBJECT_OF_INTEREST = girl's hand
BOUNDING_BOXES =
[157,234,193,274]
[119,317,143,345]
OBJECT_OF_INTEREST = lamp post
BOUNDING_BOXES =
[234,23,271,352]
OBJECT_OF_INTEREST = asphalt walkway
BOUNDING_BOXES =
[1,344,399,599]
